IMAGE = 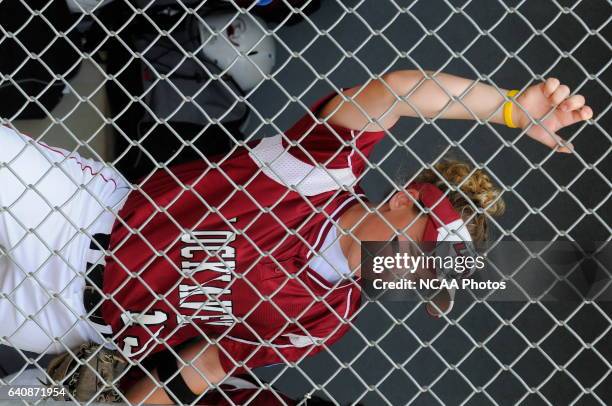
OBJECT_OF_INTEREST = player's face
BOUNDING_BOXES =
[360,188,428,243]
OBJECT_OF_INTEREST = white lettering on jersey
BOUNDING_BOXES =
[176,313,235,327]
[179,284,227,297]
[121,310,168,326]
[121,221,238,356]
[181,230,236,245]
[180,225,237,258]
[176,221,237,327]
[122,337,139,356]
[179,299,233,312]
[181,244,236,259]
[122,326,165,358]
[180,261,235,278]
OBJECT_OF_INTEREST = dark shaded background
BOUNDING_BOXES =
[1,0,610,404]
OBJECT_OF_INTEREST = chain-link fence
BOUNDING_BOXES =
[0,0,610,405]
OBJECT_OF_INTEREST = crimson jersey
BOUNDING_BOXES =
[102,93,385,373]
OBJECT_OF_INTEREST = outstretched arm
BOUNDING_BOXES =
[320,71,593,153]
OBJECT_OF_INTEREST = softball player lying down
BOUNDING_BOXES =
[0,72,591,403]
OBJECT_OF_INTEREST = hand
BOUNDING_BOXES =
[513,78,593,153]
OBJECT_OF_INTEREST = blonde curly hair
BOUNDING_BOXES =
[413,160,505,242]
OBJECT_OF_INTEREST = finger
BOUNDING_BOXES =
[536,130,574,153]
[580,105,593,120]
[558,142,574,154]
[543,77,560,98]
[555,135,574,154]
[560,94,585,112]
[553,135,574,154]
[550,84,570,106]
[567,106,593,126]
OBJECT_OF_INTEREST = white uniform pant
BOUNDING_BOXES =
[0,125,129,354]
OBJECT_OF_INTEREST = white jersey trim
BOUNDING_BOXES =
[307,194,363,259]
[344,288,353,318]
[249,134,357,197]
[308,226,352,283]
[436,219,472,242]
[225,334,320,349]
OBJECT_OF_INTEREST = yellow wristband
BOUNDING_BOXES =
[503,90,520,128]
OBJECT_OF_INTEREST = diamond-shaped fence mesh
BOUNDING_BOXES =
[0,0,610,405]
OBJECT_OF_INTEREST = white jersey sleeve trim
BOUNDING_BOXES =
[225,334,318,348]
[344,288,353,318]
[248,134,357,196]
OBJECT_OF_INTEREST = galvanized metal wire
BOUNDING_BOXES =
[0,0,610,404]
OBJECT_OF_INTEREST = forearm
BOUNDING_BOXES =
[386,70,509,124]
[126,344,226,404]
[320,70,513,131]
